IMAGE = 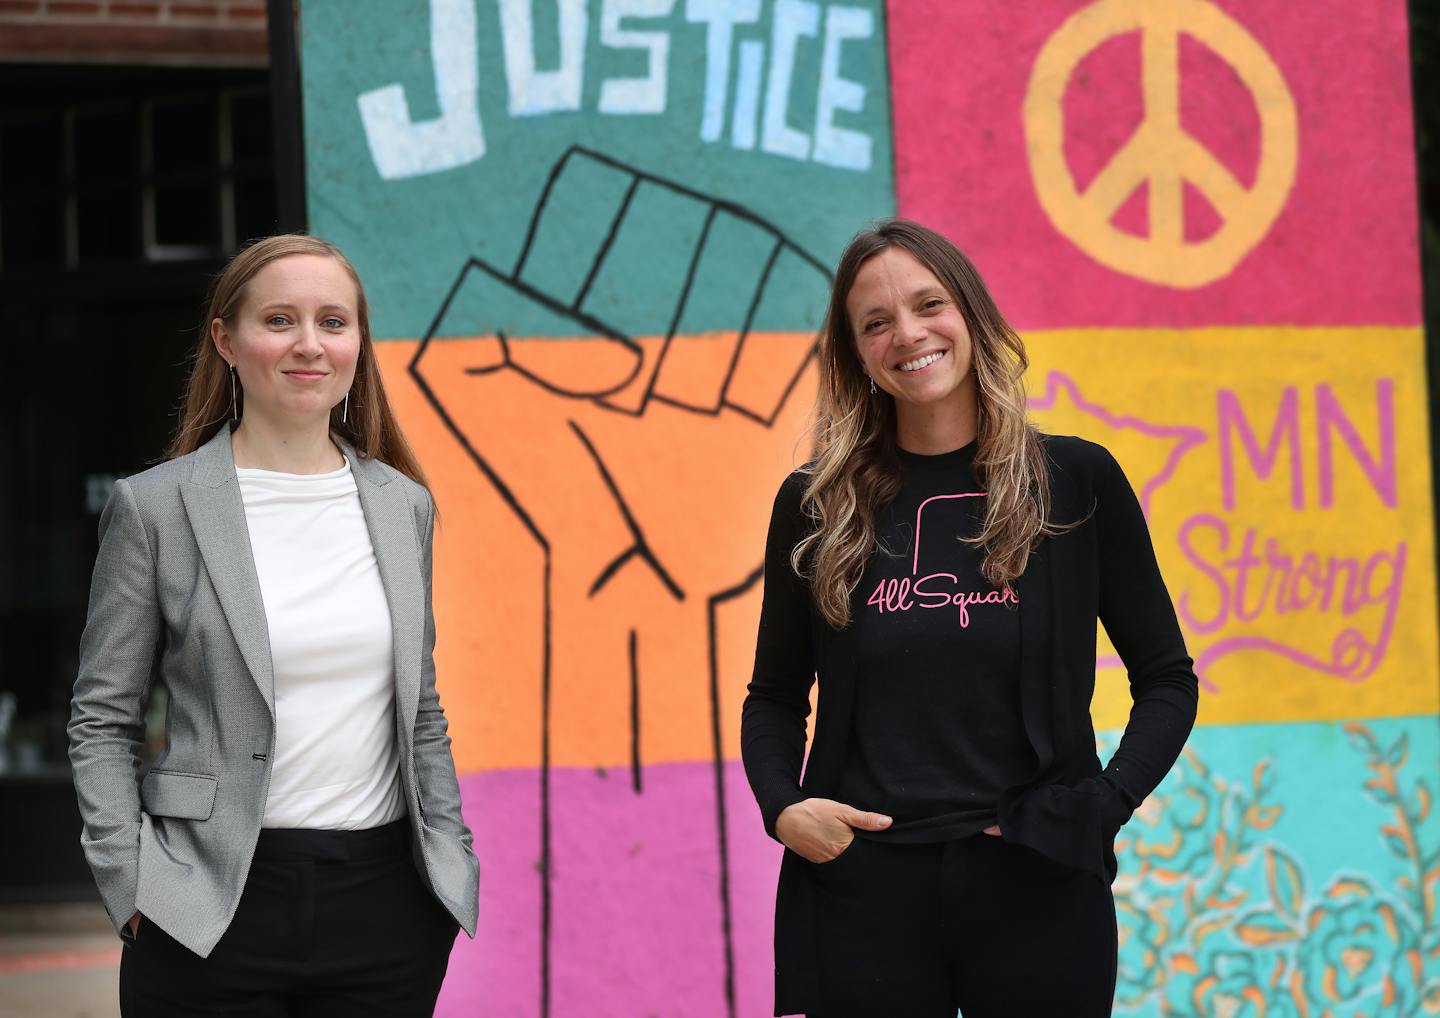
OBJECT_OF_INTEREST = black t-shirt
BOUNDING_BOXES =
[836,441,1037,842]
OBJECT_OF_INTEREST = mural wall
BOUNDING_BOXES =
[300,1,1439,1015]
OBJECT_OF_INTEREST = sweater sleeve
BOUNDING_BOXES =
[1093,447,1200,813]
[740,473,816,841]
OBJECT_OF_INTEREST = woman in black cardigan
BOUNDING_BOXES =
[742,219,1198,1017]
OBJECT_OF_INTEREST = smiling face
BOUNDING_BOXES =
[212,253,362,431]
[846,246,977,432]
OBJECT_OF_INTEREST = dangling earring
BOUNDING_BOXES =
[869,375,877,395]
[342,391,349,425]
[229,365,239,419]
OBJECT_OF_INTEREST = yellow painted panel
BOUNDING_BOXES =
[1025,327,1438,727]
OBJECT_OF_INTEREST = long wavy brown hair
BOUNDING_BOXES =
[166,234,428,488]
[794,219,1063,629]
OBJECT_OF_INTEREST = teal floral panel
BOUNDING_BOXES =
[1104,716,1440,1018]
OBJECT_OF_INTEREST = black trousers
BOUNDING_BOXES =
[805,833,1117,1018]
[120,820,458,1017]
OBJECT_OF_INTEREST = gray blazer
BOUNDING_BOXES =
[68,424,479,957]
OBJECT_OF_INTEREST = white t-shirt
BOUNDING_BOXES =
[237,459,405,830]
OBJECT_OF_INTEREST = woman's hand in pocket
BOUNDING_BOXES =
[776,799,892,864]
[982,824,1002,837]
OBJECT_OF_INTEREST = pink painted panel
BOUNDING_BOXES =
[437,762,782,1018]
[888,0,1421,327]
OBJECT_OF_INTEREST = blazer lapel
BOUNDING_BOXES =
[349,449,424,745]
[180,424,277,715]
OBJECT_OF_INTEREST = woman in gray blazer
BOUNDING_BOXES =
[69,234,479,1016]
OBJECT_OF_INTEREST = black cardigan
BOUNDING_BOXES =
[741,435,1199,1015]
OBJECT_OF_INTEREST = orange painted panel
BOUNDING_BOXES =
[375,334,817,772]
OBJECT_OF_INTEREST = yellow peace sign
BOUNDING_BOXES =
[1023,0,1298,289]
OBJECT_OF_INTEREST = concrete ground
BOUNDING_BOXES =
[0,903,119,1018]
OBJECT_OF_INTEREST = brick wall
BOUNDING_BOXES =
[0,0,269,66]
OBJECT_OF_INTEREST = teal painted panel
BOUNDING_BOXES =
[574,179,712,335]
[513,154,635,307]
[301,0,896,340]
[1101,716,1440,1018]
[748,243,831,332]
[672,208,777,335]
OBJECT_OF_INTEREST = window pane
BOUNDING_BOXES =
[153,182,219,250]
[0,116,63,193]
[77,191,139,262]
[1,197,65,268]
[74,106,138,183]
[152,97,216,174]
[228,90,272,167]
[233,172,277,244]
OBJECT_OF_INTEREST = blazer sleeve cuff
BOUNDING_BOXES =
[99,880,138,940]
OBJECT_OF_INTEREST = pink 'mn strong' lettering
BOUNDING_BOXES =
[1218,388,1304,511]
[1317,380,1397,508]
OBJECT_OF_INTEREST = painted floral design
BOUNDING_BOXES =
[1296,879,1419,1017]
[1118,748,1229,885]
[1108,723,1440,1017]
[1171,947,1300,1018]
[1116,896,1171,1006]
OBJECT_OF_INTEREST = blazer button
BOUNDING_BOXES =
[252,752,268,761]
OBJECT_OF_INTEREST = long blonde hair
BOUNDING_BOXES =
[794,219,1061,629]
[166,234,429,489]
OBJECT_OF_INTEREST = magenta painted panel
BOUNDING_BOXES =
[437,762,781,1018]
[888,0,1421,327]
